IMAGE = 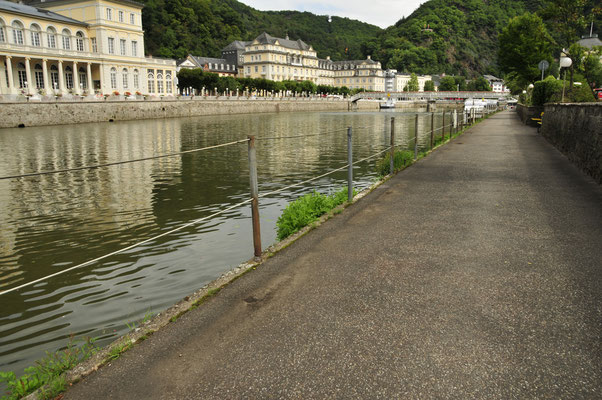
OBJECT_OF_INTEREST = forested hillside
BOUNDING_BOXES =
[139,0,381,61]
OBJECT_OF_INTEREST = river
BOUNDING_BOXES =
[0,109,448,374]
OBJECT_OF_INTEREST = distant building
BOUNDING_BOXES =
[221,40,249,74]
[394,73,432,92]
[330,56,385,92]
[483,75,509,93]
[0,0,176,96]
[177,55,237,77]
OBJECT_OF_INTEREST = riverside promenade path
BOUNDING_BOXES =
[65,111,602,399]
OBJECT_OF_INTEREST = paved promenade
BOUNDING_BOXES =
[65,111,602,399]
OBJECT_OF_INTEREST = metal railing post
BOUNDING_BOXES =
[442,111,446,142]
[414,114,418,160]
[247,136,262,258]
[430,112,434,149]
[390,117,395,175]
[347,127,353,202]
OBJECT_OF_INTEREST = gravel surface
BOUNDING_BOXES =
[64,111,602,399]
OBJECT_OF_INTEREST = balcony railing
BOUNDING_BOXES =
[0,41,94,59]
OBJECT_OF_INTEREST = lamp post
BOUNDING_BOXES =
[559,56,572,103]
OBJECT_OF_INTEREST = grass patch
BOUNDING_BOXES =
[276,187,355,240]
[376,150,414,177]
[0,336,97,400]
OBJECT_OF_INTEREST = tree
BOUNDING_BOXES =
[424,80,435,91]
[439,76,456,91]
[498,12,554,90]
[582,48,602,97]
[407,73,420,91]
[467,77,491,91]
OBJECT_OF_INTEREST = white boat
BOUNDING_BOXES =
[380,97,396,109]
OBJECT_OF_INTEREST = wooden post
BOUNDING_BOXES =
[247,136,262,258]
[430,112,434,149]
[390,117,395,175]
[347,127,353,202]
[414,114,418,160]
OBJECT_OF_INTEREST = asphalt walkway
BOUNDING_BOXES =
[65,111,602,399]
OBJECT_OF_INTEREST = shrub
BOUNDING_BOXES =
[276,187,354,240]
[532,76,562,106]
[376,150,414,177]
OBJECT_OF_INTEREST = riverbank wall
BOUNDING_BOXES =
[0,99,379,128]
[541,103,602,183]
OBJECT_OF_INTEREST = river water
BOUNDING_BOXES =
[0,108,447,374]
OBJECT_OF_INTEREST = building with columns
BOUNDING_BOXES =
[0,0,176,97]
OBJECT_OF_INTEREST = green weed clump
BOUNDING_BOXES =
[0,337,97,400]
[276,187,354,240]
[376,150,414,177]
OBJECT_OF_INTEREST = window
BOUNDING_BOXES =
[30,24,41,47]
[47,27,56,48]
[62,29,71,50]
[166,73,172,93]
[106,8,112,20]
[131,41,137,57]
[65,66,73,89]
[12,21,24,45]
[0,21,5,43]
[75,31,85,51]
[50,65,58,89]
[110,67,117,89]
[118,11,124,23]
[133,69,139,89]
[108,37,114,54]
[130,13,135,24]
[120,39,126,55]
[34,64,44,88]
[17,63,26,88]
[91,37,97,52]
[79,67,87,89]
[157,73,163,93]
[147,72,154,93]
[122,68,128,89]
[254,66,258,73]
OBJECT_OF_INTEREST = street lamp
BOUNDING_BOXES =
[559,56,572,103]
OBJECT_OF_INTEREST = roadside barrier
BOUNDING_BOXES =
[0,107,497,297]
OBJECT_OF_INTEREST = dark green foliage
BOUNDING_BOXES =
[467,76,492,91]
[424,80,435,91]
[439,76,457,91]
[138,0,381,60]
[276,188,354,240]
[408,73,420,91]
[376,150,414,177]
[0,337,97,400]
[532,76,563,105]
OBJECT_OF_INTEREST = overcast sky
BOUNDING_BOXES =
[239,0,426,29]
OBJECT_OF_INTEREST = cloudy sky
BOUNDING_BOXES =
[239,0,426,29]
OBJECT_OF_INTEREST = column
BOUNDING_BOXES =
[72,61,80,95]
[86,62,93,94]
[42,59,51,93]
[58,60,66,94]
[24,57,34,95]
[0,58,5,94]
[6,56,15,95]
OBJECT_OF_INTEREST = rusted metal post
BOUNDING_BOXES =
[442,111,446,142]
[430,112,434,149]
[414,114,418,160]
[390,117,395,175]
[347,127,353,202]
[247,136,262,258]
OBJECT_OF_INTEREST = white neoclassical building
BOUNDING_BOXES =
[0,0,176,97]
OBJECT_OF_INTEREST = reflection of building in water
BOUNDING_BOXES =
[0,119,182,276]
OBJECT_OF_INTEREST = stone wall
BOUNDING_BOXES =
[0,99,367,128]
[541,103,602,183]
[516,104,545,126]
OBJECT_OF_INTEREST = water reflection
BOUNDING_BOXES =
[0,109,446,373]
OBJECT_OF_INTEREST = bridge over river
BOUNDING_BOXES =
[63,111,601,399]
[351,90,511,102]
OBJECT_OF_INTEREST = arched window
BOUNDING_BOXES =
[0,19,5,43]
[122,68,128,89]
[46,27,57,48]
[75,31,85,52]
[133,69,139,89]
[11,21,24,45]
[50,65,59,89]
[34,64,44,89]
[157,73,164,94]
[17,62,26,88]
[65,66,73,89]
[30,24,41,47]
[147,72,154,93]
[110,67,117,89]
[166,73,172,94]
[78,67,87,89]
[62,29,71,50]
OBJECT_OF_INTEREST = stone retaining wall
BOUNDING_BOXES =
[0,99,379,128]
[541,103,602,183]
[516,104,545,126]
